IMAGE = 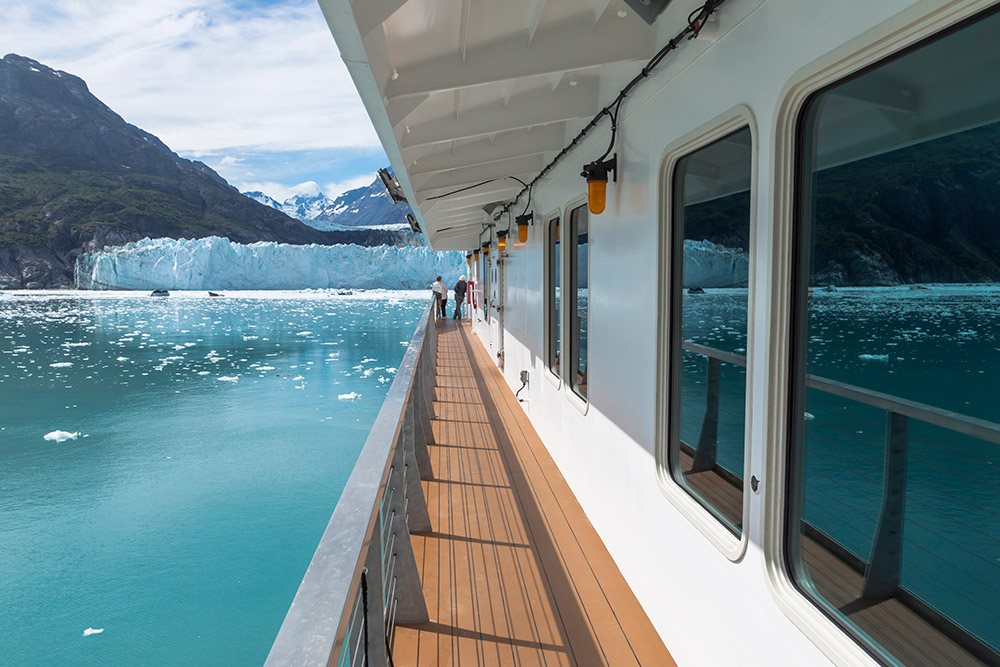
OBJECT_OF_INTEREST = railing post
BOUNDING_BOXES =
[363,513,388,667]
[691,357,721,473]
[863,410,908,599]
[383,455,429,627]
[404,398,432,526]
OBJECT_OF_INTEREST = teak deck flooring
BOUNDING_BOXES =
[393,320,674,667]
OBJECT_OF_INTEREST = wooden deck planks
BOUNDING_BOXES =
[393,320,675,667]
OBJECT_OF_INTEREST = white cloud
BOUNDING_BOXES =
[235,174,373,202]
[219,156,243,166]
[323,175,374,199]
[0,0,381,155]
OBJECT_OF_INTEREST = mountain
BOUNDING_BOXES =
[0,54,416,288]
[244,177,414,231]
[687,121,1000,285]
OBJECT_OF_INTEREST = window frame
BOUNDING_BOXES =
[762,3,1000,666]
[567,203,590,403]
[544,212,562,386]
[655,105,758,562]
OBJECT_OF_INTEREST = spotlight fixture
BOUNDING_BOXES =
[496,230,508,252]
[515,213,532,243]
[377,167,408,205]
[581,154,616,215]
[405,213,421,233]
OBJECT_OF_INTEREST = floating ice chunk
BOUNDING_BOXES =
[82,627,103,637]
[858,354,889,362]
[117,356,129,362]
[218,376,239,383]
[259,366,275,371]
[804,412,815,421]
[44,430,80,442]
[50,362,73,368]
[338,392,361,401]
[297,331,313,336]
[292,375,305,381]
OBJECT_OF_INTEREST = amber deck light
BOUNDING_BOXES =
[581,155,616,215]
[515,213,531,243]
[497,231,507,252]
[466,253,472,266]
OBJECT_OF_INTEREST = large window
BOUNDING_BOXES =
[788,10,1000,665]
[669,127,752,536]
[568,205,588,399]
[546,216,560,376]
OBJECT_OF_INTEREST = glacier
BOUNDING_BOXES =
[75,237,465,290]
[684,239,749,288]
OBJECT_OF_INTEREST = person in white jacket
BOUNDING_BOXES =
[431,276,448,319]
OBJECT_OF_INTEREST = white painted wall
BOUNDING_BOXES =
[466,1,983,665]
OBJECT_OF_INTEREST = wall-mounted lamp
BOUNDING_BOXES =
[405,213,421,233]
[482,242,490,257]
[497,230,508,252]
[515,213,532,243]
[581,154,616,215]
[466,253,472,266]
[474,249,480,261]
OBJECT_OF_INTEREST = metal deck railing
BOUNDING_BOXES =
[265,304,437,667]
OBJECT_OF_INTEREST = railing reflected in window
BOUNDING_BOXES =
[569,206,588,399]
[668,126,752,536]
[789,9,1000,664]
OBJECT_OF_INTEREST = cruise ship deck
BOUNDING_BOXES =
[394,318,673,666]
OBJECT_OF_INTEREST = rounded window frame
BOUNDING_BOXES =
[654,104,758,562]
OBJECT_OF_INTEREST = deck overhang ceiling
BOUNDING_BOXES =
[318,0,709,251]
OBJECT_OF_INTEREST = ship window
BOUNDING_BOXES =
[668,127,752,536]
[546,216,561,376]
[568,205,588,399]
[788,9,1000,664]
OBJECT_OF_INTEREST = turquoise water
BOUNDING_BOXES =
[0,291,425,666]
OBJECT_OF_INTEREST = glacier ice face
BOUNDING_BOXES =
[75,237,465,290]
[683,239,749,288]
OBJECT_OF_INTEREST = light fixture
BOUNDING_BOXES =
[515,213,532,243]
[482,242,489,257]
[497,230,507,252]
[377,168,407,205]
[466,253,472,266]
[581,154,616,215]
[474,249,480,261]
[405,213,421,233]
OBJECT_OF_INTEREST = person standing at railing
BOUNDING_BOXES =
[431,276,447,320]
[453,275,467,319]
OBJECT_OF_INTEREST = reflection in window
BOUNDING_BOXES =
[789,11,1000,664]
[569,206,588,399]
[669,127,752,536]
[547,217,560,375]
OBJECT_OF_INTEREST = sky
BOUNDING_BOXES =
[0,0,388,201]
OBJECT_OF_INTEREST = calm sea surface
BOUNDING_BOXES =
[0,291,426,666]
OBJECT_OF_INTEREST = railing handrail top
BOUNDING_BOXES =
[264,303,432,666]
[681,340,1000,445]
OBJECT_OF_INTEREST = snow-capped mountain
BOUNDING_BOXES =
[243,176,414,231]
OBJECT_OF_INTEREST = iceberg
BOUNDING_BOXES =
[683,240,749,288]
[44,430,80,442]
[75,237,465,290]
